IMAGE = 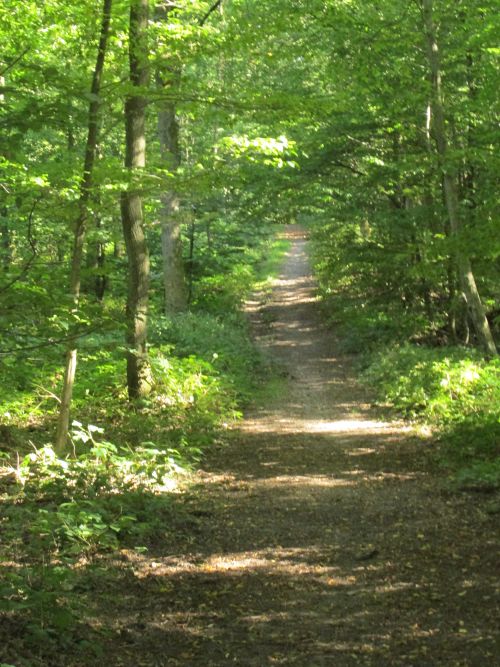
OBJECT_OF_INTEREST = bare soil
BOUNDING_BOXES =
[22,227,500,666]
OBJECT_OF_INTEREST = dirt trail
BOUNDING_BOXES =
[106,228,499,666]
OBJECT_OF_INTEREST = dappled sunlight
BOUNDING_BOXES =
[250,474,356,488]
[341,470,419,482]
[305,418,407,434]
[273,320,316,331]
[254,466,420,485]
[199,554,352,580]
[198,468,418,489]
[239,415,410,437]
[93,534,487,666]
[273,275,314,289]
[271,337,318,348]
[127,545,356,581]
[347,447,377,455]
[87,230,500,666]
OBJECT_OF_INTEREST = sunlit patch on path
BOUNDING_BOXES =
[240,417,411,435]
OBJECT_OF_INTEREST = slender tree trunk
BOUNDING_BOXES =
[1,215,11,271]
[95,237,107,300]
[54,0,113,452]
[155,1,187,314]
[187,213,196,304]
[463,51,477,214]
[114,239,124,258]
[0,77,11,271]
[85,218,107,300]
[121,0,151,399]
[421,0,497,356]
[84,188,107,300]
[157,72,188,312]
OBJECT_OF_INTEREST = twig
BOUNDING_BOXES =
[33,384,62,405]
[0,326,101,356]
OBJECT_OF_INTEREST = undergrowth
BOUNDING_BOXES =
[0,225,290,661]
[361,345,500,490]
[309,217,499,492]
[0,422,186,665]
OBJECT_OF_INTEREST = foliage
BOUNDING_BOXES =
[1,0,499,659]
[0,422,186,644]
[0,219,286,651]
[305,0,499,353]
[361,345,500,487]
[148,231,289,406]
[454,459,500,492]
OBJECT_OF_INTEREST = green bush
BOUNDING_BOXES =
[320,297,427,353]
[150,312,262,403]
[0,423,184,637]
[0,224,291,649]
[361,345,500,487]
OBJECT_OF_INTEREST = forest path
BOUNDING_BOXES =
[107,227,498,666]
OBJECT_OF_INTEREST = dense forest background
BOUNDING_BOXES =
[0,0,499,660]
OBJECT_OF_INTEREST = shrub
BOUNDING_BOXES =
[361,345,500,487]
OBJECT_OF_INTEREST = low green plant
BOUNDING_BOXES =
[150,313,263,405]
[361,345,500,488]
[0,224,292,657]
[362,345,499,420]
[0,562,77,634]
[0,422,188,643]
[454,459,500,491]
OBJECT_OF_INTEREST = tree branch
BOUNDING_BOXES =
[0,48,31,76]
[199,0,223,26]
[0,325,105,357]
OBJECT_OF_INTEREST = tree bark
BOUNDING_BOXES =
[421,0,497,356]
[54,0,113,453]
[155,2,187,314]
[0,78,12,271]
[120,0,151,399]
[1,215,11,270]
[157,72,188,312]
[85,215,107,301]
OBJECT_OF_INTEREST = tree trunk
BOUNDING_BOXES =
[120,0,151,399]
[54,0,113,453]
[1,214,11,270]
[95,237,107,301]
[158,94,188,313]
[0,77,11,271]
[421,0,497,356]
[155,4,187,314]
[187,212,196,304]
[85,207,107,300]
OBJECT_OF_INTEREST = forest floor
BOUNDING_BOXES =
[24,227,499,666]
